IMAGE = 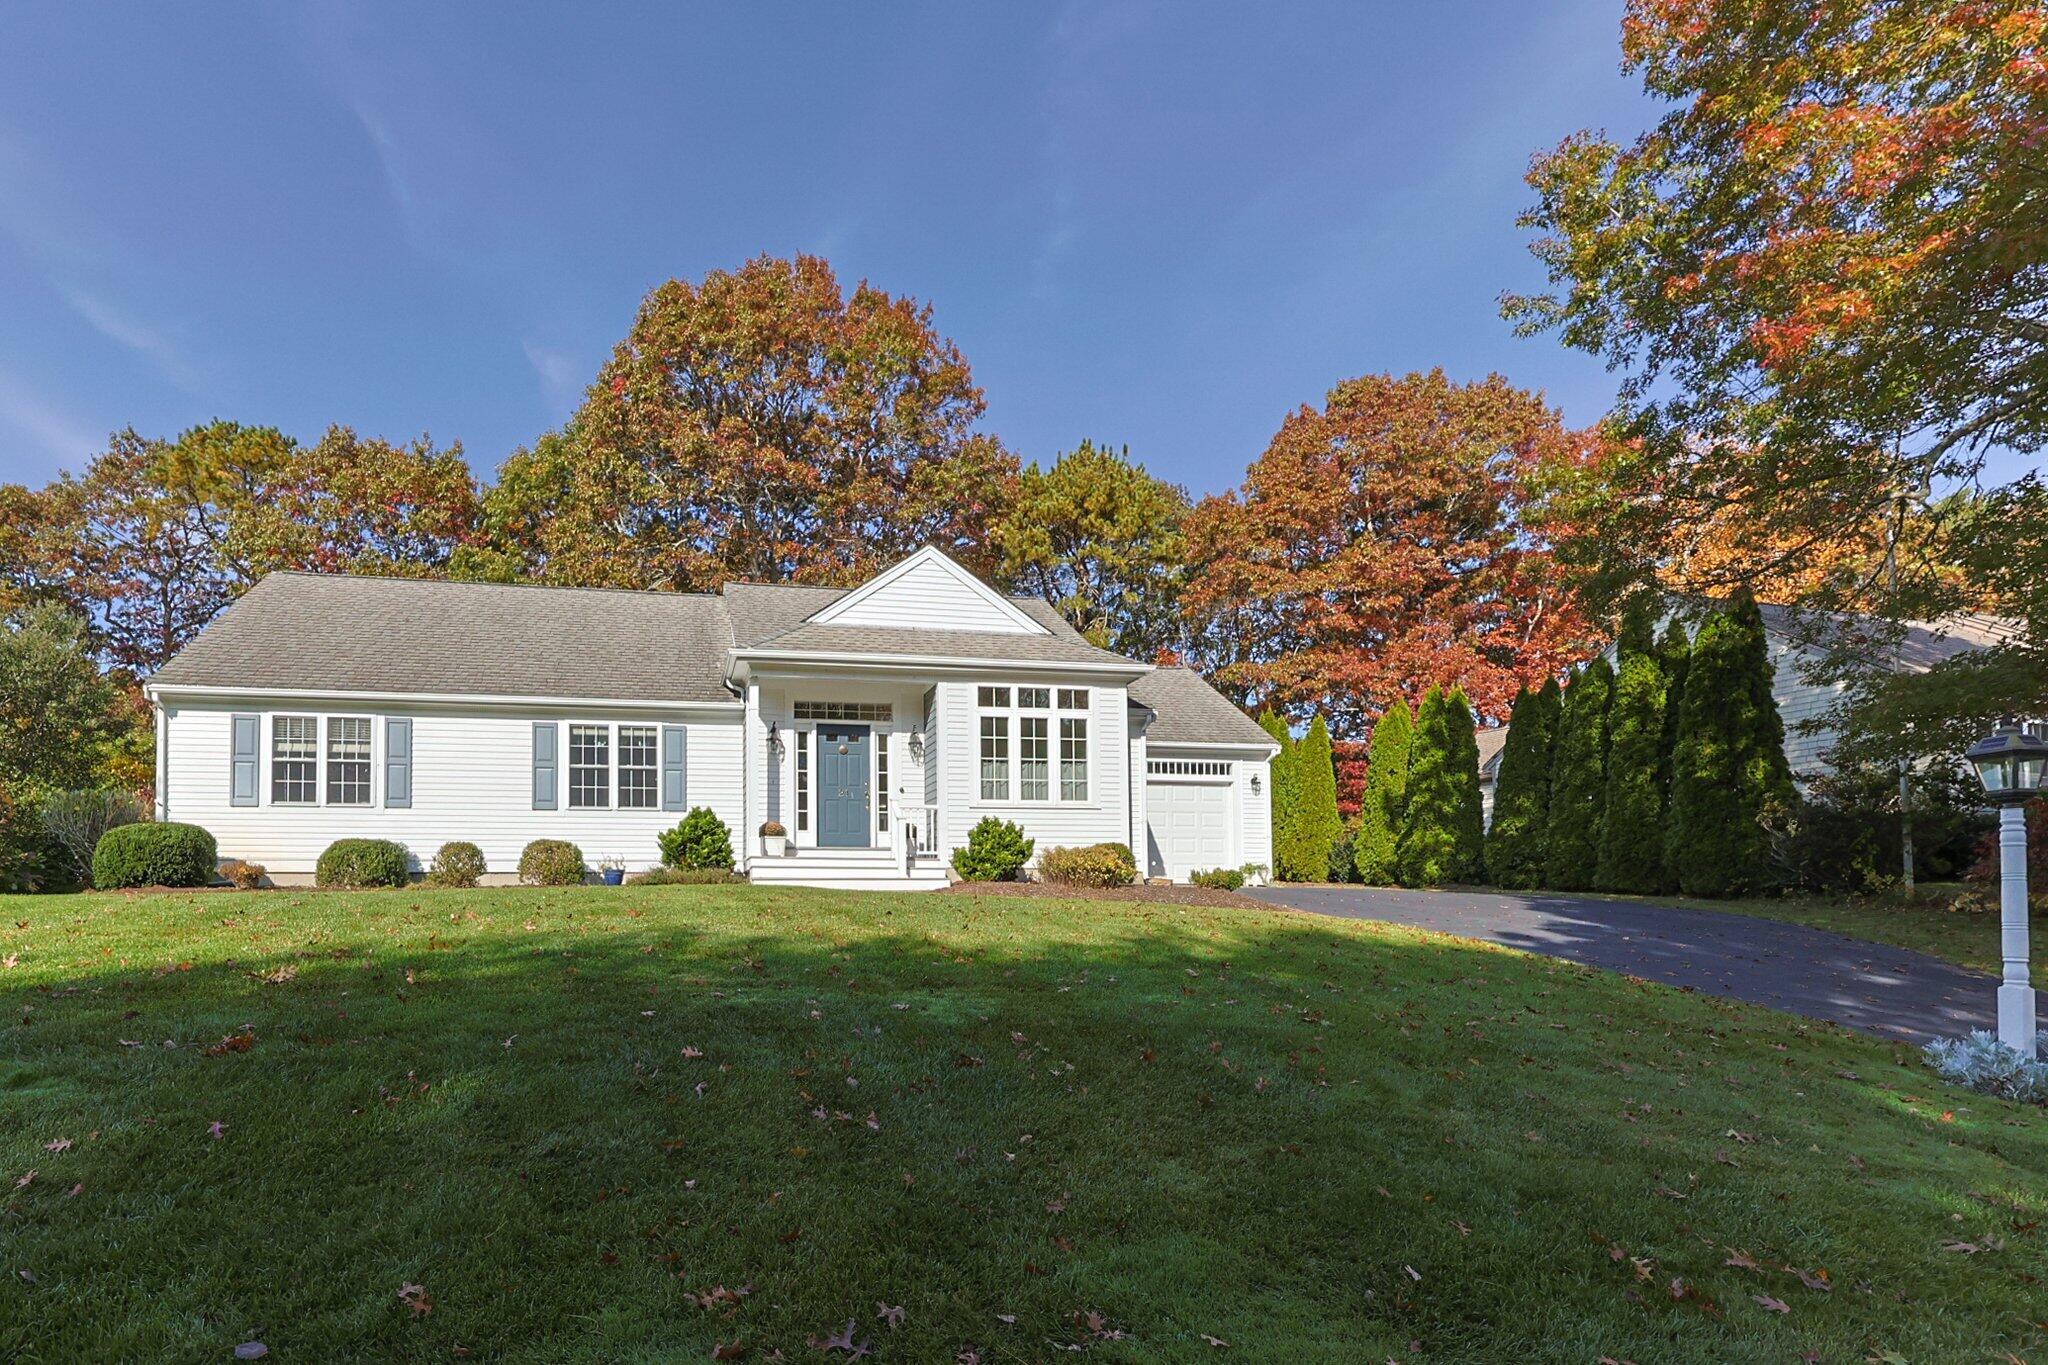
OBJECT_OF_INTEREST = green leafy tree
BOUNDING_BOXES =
[1258,711,1302,880]
[994,441,1190,658]
[1396,687,1483,886]
[1285,715,1342,882]
[1483,677,1561,889]
[0,606,123,890]
[1543,659,1614,891]
[1596,648,1667,893]
[1352,700,1414,885]
[1654,619,1692,887]
[1665,591,1795,897]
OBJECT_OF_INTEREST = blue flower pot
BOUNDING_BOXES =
[601,868,624,886]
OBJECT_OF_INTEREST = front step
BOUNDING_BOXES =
[748,847,951,892]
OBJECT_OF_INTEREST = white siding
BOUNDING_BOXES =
[811,553,1041,634]
[160,697,743,877]
[1770,640,1846,779]
[939,677,1132,861]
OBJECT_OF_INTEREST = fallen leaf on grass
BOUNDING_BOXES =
[1941,1236,2004,1255]
[202,1031,256,1057]
[1752,1294,1790,1314]
[711,1342,747,1360]
[1200,1334,1228,1347]
[208,1121,227,1141]
[876,1303,904,1329]
[1786,1266,1831,1291]
[233,1344,269,1360]
[397,1282,434,1316]
[43,1138,72,1153]
[1722,1248,1759,1271]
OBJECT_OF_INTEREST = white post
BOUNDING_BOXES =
[1997,804,2037,1057]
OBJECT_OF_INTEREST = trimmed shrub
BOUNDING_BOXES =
[1190,866,1246,890]
[1664,590,1794,897]
[39,788,145,886]
[1279,715,1341,883]
[1484,678,1560,889]
[1396,686,1483,886]
[1353,700,1413,885]
[519,839,587,887]
[220,859,267,889]
[426,841,488,888]
[1038,842,1137,889]
[1328,824,1357,883]
[1543,659,1614,891]
[91,821,218,889]
[658,807,736,871]
[952,817,1033,882]
[627,866,744,886]
[315,838,411,889]
[1596,649,1668,893]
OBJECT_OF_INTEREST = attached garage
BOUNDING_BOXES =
[1144,761,1237,881]
[1127,668,1279,884]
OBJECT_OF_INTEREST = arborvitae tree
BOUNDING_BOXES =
[1596,647,1668,892]
[1352,700,1414,885]
[1543,658,1615,890]
[1483,677,1562,888]
[1397,687,1480,886]
[1443,687,1486,876]
[1664,590,1794,897]
[1290,715,1343,882]
[1258,711,1300,880]
[1654,619,1691,889]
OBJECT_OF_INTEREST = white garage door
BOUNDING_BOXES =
[1145,780,1233,882]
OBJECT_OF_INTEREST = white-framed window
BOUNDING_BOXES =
[876,736,890,833]
[569,724,610,809]
[618,725,658,809]
[1060,717,1089,801]
[1149,759,1232,778]
[272,715,318,804]
[793,701,893,723]
[325,716,373,806]
[1058,687,1089,711]
[795,731,810,832]
[979,714,1010,801]
[1019,716,1049,800]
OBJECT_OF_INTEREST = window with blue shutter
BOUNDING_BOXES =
[533,722,558,810]
[230,714,259,807]
[384,718,412,809]
[662,725,687,810]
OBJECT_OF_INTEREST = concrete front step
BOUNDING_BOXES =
[748,849,951,892]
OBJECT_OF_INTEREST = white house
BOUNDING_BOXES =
[142,546,1277,890]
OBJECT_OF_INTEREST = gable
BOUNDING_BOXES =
[805,546,1046,635]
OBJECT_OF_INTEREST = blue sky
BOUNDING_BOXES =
[0,3,1655,498]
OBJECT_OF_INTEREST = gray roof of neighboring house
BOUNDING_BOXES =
[1129,667,1275,748]
[1752,602,2022,671]
[1476,724,1510,780]
[149,572,739,703]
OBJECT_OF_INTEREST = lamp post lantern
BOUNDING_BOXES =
[1965,726,2048,1058]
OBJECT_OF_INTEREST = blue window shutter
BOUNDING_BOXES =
[230,714,259,807]
[384,718,413,809]
[533,722,558,810]
[662,725,687,810]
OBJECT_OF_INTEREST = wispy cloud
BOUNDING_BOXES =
[0,369,105,468]
[523,340,585,409]
[60,287,204,392]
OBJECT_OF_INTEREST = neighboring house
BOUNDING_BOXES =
[1475,606,2020,819]
[1474,725,1510,825]
[142,546,1277,890]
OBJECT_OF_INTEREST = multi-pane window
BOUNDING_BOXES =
[325,717,373,806]
[1058,688,1089,711]
[569,724,610,809]
[1060,718,1089,801]
[272,715,318,804]
[795,732,810,831]
[977,685,1011,709]
[618,725,658,809]
[979,715,1010,800]
[1018,686,1050,709]
[876,737,890,833]
[792,701,893,723]
[1019,717,1049,800]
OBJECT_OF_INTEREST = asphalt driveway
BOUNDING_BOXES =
[1247,884,2038,1046]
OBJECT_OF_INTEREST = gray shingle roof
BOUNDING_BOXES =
[149,573,739,704]
[1129,667,1275,747]
[737,621,1137,668]
[1753,602,2021,671]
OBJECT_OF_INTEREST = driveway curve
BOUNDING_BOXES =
[1247,884,2039,1046]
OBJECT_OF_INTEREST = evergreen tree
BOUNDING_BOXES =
[1543,659,1615,890]
[1396,687,1481,886]
[1665,590,1794,896]
[1258,711,1301,880]
[1596,647,1668,892]
[1654,619,1691,889]
[1288,715,1342,882]
[1483,677,1562,888]
[1443,687,1486,876]
[1352,699,1413,885]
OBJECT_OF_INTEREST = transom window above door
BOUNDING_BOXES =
[792,701,893,723]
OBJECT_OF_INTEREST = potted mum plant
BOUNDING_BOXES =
[597,854,626,886]
[760,821,788,858]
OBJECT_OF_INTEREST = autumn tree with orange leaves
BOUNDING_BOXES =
[1181,370,1600,738]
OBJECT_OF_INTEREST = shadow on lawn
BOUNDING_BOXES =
[4,886,2045,1362]
[1250,884,2032,1046]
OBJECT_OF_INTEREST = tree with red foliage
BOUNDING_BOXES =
[1181,369,1600,738]
[1332,740,1370,822]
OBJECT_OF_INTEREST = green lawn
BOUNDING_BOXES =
[1614,884,2038,975]
[4,886,2045,1362]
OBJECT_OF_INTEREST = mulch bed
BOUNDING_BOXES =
[936,878,1268,910]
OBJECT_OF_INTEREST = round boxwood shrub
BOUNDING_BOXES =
[91,821,218,889]
[519,838,586,887]
[658,808,735,871]
[315,838,412,889]
[951,817,1033,882]
[425,840,488,888]
[1037,842,1137,889]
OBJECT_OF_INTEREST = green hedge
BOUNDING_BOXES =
[1037,842,1137,888]
[519,839,586,887]
[1189,866,1246,891]
[315,838,412,889]
[90,822,217,890]
[657,808,735,871]
[952,817,1033,882]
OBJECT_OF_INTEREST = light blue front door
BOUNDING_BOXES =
[817,725,871,848]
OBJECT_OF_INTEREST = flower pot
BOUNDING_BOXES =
[762,835,788,858]
[601,868,624,886]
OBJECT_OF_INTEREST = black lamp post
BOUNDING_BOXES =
[1965,725,2048,1057]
